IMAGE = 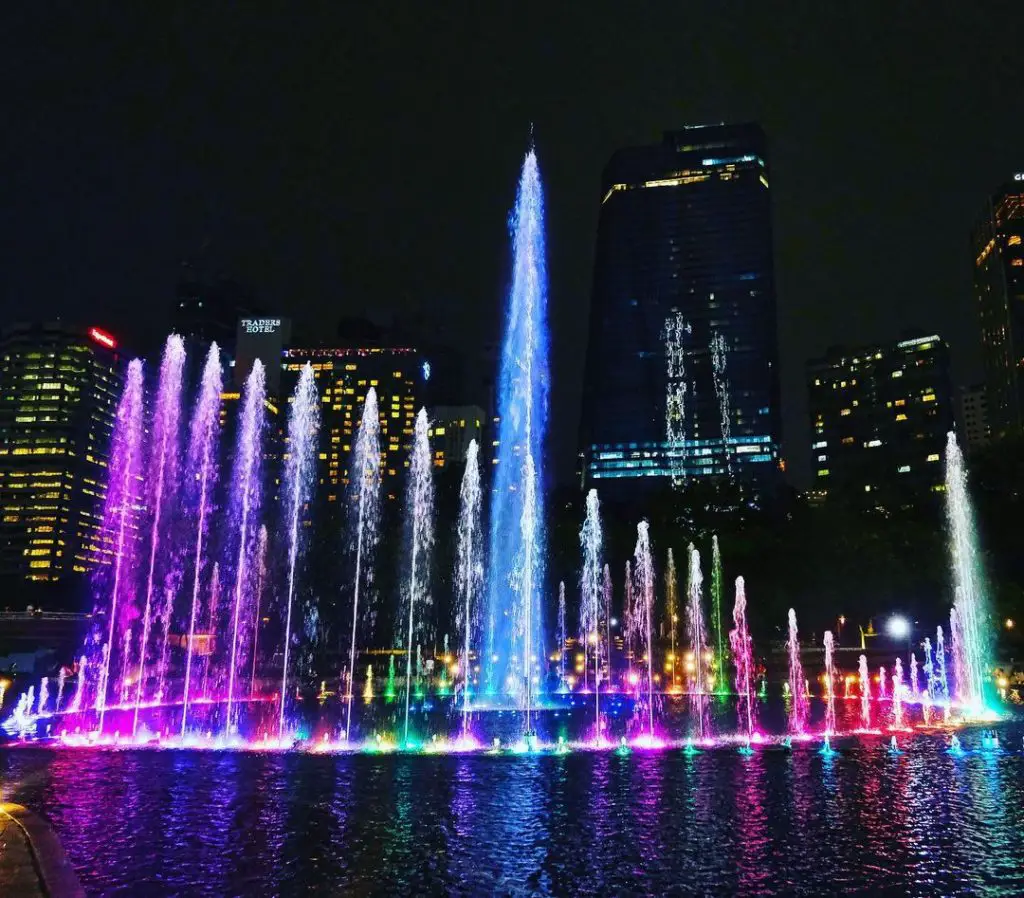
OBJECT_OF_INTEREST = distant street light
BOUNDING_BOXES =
[887,616,910,639]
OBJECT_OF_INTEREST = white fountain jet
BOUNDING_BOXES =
[345,388,382,743]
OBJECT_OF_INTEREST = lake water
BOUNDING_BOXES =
[2,720,1024,896]
[2,721,1022,896]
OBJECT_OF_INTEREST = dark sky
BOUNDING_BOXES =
[3,2,1023,486]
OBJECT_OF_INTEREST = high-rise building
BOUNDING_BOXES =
[281,345,427,503]
[973,175,1024,439]
[806,334,954,504]
[959,384,990,453]
[0,323,124,586]
[579,123,781,496]
[234,316,291,395]
[427,406,486,471]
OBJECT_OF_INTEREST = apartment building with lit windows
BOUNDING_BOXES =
[427,406,486,471]
[973,175,1024,439]
[281,346,427,503]
[806,334,954,505]
[0,323,124,585]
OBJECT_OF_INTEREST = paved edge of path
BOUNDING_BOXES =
[0,802,85,898]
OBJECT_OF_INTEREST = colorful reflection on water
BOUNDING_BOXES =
[2,722,1023,896]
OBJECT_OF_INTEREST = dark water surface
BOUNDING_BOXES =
[2,725,1023,896]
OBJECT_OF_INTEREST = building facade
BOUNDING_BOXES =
[579,122,781,496]
[807,334,954,504]
[427,406,486,471]
[0,323,124,585]
[973,176,1024,439]
[959,383,990,453]
[281,346,427,503]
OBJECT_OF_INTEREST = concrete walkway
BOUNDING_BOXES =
[0,802,84,897]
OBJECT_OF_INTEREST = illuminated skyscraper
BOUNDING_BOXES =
[973,175,1024,439]
[0,323,124,585]
[281,346,427,503]
[807,334,954,505]
[579,123,781,496]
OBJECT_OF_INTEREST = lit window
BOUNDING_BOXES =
[927,453,939,462]
[840,408,851,417]
[817,469,829,477]
[892,370,903,378]
[896,413,908,421]
[922,393,936,402]
[898,465,910,473]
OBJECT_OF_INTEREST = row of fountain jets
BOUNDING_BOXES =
[0,147,993,751]
[1,334,992,749]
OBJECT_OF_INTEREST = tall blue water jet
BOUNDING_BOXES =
[345,388,382,742]
[486,147,549,717]
[132,335,185,737]
[96,359,145,734]
[944,432,990,714]
[278,363,319,741]
[181,345,223,738]
[226,360,267,736]
[579,489,603,742]
[455,439,483,739]
[403,409,434,746]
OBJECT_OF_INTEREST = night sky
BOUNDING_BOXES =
[3,3,1023,486]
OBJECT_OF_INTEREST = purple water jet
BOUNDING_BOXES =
[729,576,756,740]
[278,363,319,741]
[226,359,267,737]
[95,358,145,735]
[858,654,871,730]
[823,630,837,735]
[632,522,656,740]
[132,335,185,737]
[181,344,223,738]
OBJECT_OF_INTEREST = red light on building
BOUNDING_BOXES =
[88,327,117,349]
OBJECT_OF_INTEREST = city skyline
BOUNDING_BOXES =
[4,5,1024,489]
